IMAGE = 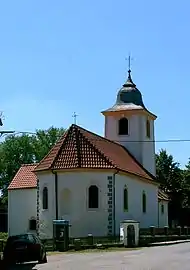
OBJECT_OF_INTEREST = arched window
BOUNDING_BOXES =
[146,119,150,138]
[43,187,48,210]
[142,191,146,213]
[118,118,129,135]
[123,187,128,211]
[161,204,164,214]
[88,185,99,208]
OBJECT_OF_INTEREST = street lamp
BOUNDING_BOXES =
[0,113,15,137]
[0,130,15,137]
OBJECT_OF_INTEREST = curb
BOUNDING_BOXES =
[149,240,190,247]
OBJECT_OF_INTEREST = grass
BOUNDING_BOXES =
[47,246,142,255]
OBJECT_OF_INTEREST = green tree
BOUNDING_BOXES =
[156,149,185,224]
[32,126,65,162]
[156,149,183,193]
[0,134,34,204]
[0,126,65,204]
[181,159,190,208]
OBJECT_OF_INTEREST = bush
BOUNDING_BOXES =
[139,234,190,246]
[0,233,8,240]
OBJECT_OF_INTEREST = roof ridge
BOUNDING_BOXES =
[118,143,156,181]
[75,128,81,168]
[50,129,72,169]
[74,124,126,149]
[35,129,69,171]
[74,124,155,180]
[21,163,39,167]
[77,128,115,168]
[52,125,79,169]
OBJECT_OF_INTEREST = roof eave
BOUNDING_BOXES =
[101,108,157,120]
[8,186,37,191]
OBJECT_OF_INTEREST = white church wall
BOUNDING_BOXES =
[104,114,156,176]
[38,171,109,238]
[37,170,161,239]
[115,173,159,235]
[105,114,142,163]
[158,200,168,228]
[57,171,109,238]
[141,117,156,176]
[8,188,37,236]
[38,173,55,239]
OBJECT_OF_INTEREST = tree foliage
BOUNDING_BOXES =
[156,149,184,193]
[156,149,190,225]
[0,126,65,204]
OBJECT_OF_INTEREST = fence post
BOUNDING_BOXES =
[150,226,155,236]
[87,234,93,246]
[164,226,168,236]
[184,226,188,236]
[177,226,181,236]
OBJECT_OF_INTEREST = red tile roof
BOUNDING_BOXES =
[158,189,169,201]
[8,164,38,190]
[8,160,169,202]
[34,124,155,182]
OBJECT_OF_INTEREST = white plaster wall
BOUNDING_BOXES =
[141,118,156,176]
[38,170,160,238]
[104,114,156,176]
[38,171,109,238]
[158,201,168,228]
[37,173,55,239]
[115,174,159,234]
[57,171,109,238]
[105,115,142,163]
[8,189,37,236]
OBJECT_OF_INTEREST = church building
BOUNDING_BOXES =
[8,68,169,238]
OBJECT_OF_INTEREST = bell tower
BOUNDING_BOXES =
[101,67,157,176]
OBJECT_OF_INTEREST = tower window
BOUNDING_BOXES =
[88,185,99,208]
[146,119,150,138]
[118,118,129,135]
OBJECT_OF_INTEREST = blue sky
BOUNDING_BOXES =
[0,0,189,167]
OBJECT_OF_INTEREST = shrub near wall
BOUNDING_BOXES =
[139,227,190,246]
[139,235,190,246]
[0,233,8,241]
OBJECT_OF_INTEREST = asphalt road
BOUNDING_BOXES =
[6,242,190,269]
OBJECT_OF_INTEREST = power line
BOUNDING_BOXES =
[2,130,190,143]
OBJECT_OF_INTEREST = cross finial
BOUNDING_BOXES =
[123,54,136,86]
[72,112,78,125]
[125,53,134,73]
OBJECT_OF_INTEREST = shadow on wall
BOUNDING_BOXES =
[0,262,37,270]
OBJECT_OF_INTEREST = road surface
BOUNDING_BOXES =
[6,242,190,269]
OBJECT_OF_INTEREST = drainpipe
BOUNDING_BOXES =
[52,170,58,220]
[158,199,160,228]
[113,170,119,237]
[36,178,40,236]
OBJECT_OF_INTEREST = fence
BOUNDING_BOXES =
[0,226,190,253]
